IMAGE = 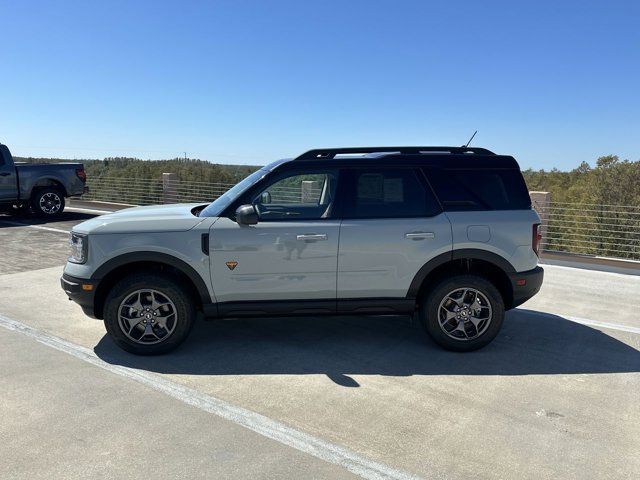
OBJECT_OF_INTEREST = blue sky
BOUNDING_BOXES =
[1,0,638,170]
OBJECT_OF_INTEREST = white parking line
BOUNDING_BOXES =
[528,310,640,335]
[540,262,640,279]
[66,206,114,215]
[0,314,424,480]
[0,219,70,234]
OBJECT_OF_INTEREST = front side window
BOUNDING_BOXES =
[252,170,338,220]
[343,168,439,218]
[200,168,268,217]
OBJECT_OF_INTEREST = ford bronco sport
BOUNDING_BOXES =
[61,146,544,355]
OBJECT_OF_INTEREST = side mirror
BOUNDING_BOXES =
[259,191,272,204]
[235,204,258,225]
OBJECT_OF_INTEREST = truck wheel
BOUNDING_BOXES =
[31,187,65,217]
[103,273,196,355]
[419,275,504,352]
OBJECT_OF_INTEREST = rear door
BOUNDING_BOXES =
[0,145,19,202]
[426,167,538,272]
[337,168,452,305]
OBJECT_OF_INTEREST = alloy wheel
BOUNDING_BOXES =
[117,289,178,345]
[437,288,493,341]
[39,192,62,214]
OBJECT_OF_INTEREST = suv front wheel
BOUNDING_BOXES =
[419,275,505,352]
[103,273,196,355]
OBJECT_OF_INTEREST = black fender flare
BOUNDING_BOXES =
[29,176,69,197]
[92,251,212,304]
[406,249,515,298]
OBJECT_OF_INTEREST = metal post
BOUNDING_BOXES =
[301,181,319,203]
[530,191,551,247]
[163,173,179,204]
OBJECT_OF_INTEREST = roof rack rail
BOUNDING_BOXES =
[294,146,495,161]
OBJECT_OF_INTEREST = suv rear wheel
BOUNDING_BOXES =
[103,273,196,355]
[419,274,504,351]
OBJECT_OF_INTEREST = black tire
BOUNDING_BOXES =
[31,187,65,217]
[419,274,505,352]
[3,203,30,217]
[103,273,196,355]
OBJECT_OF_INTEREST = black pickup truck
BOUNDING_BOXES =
[0,143,87,217]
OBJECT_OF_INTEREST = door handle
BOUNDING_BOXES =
[296,233,327,241]
[405,232,435,240]
[0,172,11,176]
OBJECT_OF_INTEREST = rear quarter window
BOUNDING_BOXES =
[426,168,531,211]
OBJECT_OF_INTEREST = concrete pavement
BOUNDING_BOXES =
[0,326,358,480]
[0,210,639,479]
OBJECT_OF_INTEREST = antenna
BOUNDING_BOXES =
[463,130,477,148]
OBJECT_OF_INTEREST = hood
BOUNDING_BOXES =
[73,203,209,234]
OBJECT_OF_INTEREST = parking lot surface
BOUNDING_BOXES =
[1,210,639,480]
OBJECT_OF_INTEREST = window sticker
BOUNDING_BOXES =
[383,178,404,202]
[357,173,384,202]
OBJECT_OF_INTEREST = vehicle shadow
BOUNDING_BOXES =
[0,211,97,225]
[94,308,640,386]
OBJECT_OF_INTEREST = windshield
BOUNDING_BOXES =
[199,168,268,217]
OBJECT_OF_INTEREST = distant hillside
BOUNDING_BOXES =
[14,154,639,206]
[14,156,261,184]
[521,155,640,208]
[522,155,640,259]
[14,153,640,258]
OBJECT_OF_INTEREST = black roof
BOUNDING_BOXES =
[285,146,520,169]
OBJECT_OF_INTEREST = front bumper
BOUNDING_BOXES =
[508,266,544,308]
[60,273,98,318]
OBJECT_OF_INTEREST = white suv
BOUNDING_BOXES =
[61,146,544,355]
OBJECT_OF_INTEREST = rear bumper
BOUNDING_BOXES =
[68,186,88,198]
[508,266,544,308]
[60,273,98,318]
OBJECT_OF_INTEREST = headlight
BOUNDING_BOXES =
[68,232,88,264]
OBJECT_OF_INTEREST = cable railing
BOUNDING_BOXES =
[84,177,323,206]
[83,177,640,261]
[533,201,640,260]
[83,177,164,205]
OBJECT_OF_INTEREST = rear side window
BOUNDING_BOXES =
[343,168,440,218]
[426,168,531,211]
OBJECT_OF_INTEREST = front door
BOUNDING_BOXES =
[209,169,341,312]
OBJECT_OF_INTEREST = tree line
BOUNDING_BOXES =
[14,156,260,184]
[14,154,640,259]
[522,156,640,259]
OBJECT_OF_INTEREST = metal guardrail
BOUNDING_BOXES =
[83,177,164,205]
[83,177,322,206]
[83,177,640,261]
[532,200,640,261]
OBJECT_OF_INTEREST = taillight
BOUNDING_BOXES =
[532,223,542,257]
[76,168,86,183]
